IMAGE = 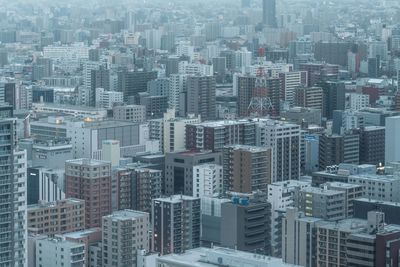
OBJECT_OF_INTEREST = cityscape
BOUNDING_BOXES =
[0,0,400,266]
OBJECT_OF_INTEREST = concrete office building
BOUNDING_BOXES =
[185,120,256,151]
[298,187,346,220]
[165,56,179,77]
[193,164,223,198]
[152,195,200,255]
[348,173,400,202]
[200,197,230,247]
[319,133,360,170]
[31,139,72,169]
[112,105,146,123]
[294,86,323,110]
[282,208,323,267]
[256,119,301,182]
[267,180,311,257]
[299,63,339,86]
[65,159,112,228]
[117,70,157,102]
[281,107,322,126]
[147,78,170,97]
[311,163,376,186]
[138,93,169,119]
[165,150,221,196]
[27,198,85,235]
[353,198,400,225]
[346,212,400,267]
[27,167,65,204]
[102,210,149,267]
[30,117,150,159]
[186,75,216,121]
[32,103,107,119]
[314,42,353,66]
[321,81,346,119]
[262,0,277,27]
[222,145,272,193]
[359,126,385,165]
[36,237,85,267]
[220,194,271,255]
[385,116,400,163]
[95,88,123,109]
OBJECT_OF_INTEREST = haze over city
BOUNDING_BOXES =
[0,0,399,266]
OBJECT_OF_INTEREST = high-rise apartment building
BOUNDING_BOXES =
[385,116,400,164]
[102,210,149,267]
[192,164,223,198]
[186,75,216,121]
[222,145,272,193]
[0,105,28,266]
[256,119,301,182]
[163,109,201,153]
[152,195,200,255]
[129,167,162,213]
[236,74,256,117]
[65,159,112,228]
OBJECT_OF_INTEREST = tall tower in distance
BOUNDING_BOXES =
[263,0,277,28]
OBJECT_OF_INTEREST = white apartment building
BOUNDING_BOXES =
[163,109,201,153]
[36,237,85,267]
[193,164,223,198]
[348,93,369,111]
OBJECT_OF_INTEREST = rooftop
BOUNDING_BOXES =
[28,198,84,210]
[62,228,101,239]
[301,187,344,196]
[318,218,367,232]
[66,158,111,166]
[324,182,362,189]
[104,209,149,221]
[154,195,199,203]
[155,247,300,267]
[226,145,271,152]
